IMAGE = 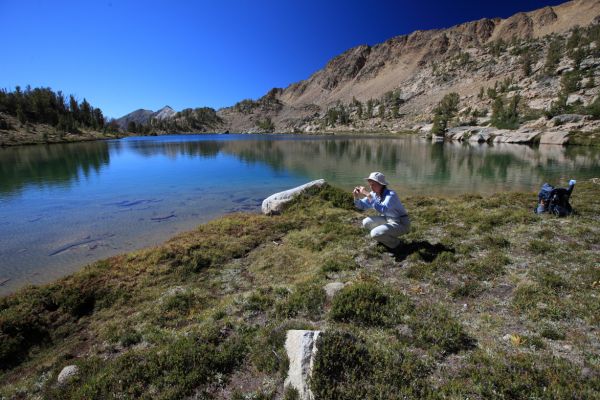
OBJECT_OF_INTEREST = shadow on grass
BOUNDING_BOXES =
[388,240,455,262]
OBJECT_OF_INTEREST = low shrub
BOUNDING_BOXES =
[408,303,475,356]
[451,280,483,298]
[275,282,326,320]
[311,331,432,399]
[330,281,412,326]
[244,288,276,313]
[46,327,247,399]
[310,331,372,400]
[463,250,510,280]
[440,351,599,399]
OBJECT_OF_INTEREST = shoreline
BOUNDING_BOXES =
[2,124,600,147]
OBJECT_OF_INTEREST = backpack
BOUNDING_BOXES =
[534,182,574,217]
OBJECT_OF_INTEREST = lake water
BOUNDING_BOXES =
[1,134,600,295]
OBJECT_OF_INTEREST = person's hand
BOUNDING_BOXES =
[352,187,360,198]
[359,186,370,197]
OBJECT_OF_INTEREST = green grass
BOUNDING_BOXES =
[1,181,599,399]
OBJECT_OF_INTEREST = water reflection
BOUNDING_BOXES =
[123,139,224,159]
[212,137,600,192]
[0,141,110,195]
[2,135,600,197]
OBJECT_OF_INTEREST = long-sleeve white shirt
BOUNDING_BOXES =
[354,189,409,222]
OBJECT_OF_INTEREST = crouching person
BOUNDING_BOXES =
[353,172,410,249]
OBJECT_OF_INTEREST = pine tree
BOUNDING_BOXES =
[491,95,520,129]
[366,100,373,119]
[544,38,563,75]
[80,98,92,127]
[431,92,460,135]
[378,104,386,119]
[356,102,363,119]
[391,103,399,118]
[69,95,80,123]
[519,51,533,77]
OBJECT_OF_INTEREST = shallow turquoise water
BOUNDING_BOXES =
[1,134,599,294]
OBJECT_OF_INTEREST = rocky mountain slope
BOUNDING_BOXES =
[214,0,600,137]
[115,106,175,130]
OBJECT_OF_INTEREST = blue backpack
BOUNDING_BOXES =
[535,182,575,217]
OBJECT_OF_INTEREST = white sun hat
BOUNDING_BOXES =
[365,171,389,185]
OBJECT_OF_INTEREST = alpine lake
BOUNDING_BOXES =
[1,133,599,295]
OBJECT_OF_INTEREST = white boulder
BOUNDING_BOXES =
[539,131,570,145]
[262,179,326,215]
[285,330,321,400]
[324,282,346,298]
[494,129,540,144]
[57,365,79,385]
[566,94,587,106]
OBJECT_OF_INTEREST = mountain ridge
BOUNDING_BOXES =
[114,0,600,138]
[116,105,175,130]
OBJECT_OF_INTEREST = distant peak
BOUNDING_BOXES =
[153,106,176,120]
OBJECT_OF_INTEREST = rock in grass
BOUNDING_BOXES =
[324,282,346,298]
[57,365,79,385]
[284,330,321,400]
[262,179,326,215]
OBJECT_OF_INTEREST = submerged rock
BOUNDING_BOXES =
[262,179,326,215]
[284,330,321,400]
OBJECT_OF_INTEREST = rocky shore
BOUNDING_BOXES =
[417,113,600,146]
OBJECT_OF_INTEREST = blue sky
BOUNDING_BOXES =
[0,0,566,119]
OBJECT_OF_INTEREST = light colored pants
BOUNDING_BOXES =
[362,216,410,248]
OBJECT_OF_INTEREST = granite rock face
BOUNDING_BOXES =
[539,131,570,145]
[284,330,321,400]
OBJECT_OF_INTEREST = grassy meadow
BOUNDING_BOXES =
[1,181,599,399]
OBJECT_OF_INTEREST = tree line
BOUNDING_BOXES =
[0,85,110,132]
